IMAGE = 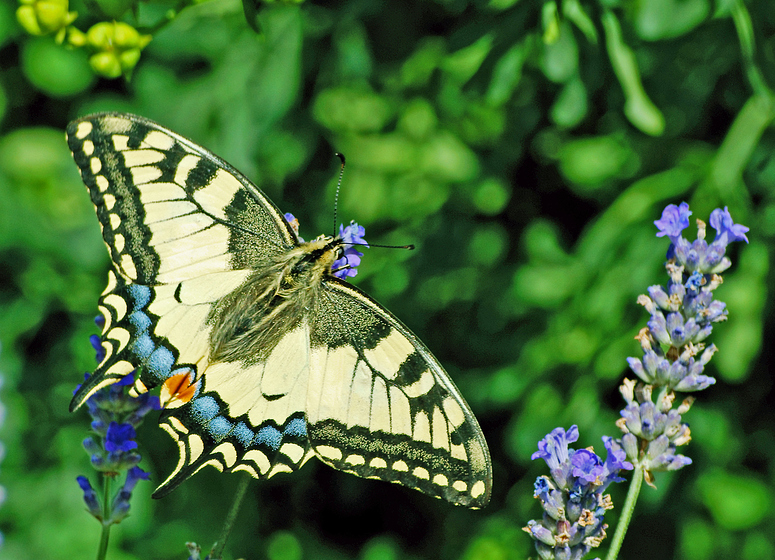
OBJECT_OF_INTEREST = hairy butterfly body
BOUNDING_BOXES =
[67,112,492,507]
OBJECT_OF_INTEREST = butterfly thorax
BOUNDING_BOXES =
[206,236,343,365]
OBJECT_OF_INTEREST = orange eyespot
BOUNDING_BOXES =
[160,369,199,409]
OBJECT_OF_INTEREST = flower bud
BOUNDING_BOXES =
[85,22,152,78]
[16,0,77,41]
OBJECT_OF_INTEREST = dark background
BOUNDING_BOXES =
[0,0,773,558]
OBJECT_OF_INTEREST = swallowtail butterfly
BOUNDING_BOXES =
[67,113,492,507]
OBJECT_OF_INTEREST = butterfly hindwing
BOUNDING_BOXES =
[307,279,492,507]
[68,112,493,508]
[153,319,317,497]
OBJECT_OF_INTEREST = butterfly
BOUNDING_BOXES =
[67,112,492,508]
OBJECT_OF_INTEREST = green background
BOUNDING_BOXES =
[0,0,773,558]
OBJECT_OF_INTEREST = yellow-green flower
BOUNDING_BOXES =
[16,0,77,43]
[85,22,152,79]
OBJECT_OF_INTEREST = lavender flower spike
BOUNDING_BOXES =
[76,316,159,530]
[615,203,748,486]
[525,426,631,559]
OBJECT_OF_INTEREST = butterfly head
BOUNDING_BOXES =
[285,214,369,280]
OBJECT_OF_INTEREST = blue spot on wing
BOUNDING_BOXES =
[132,334,155,359]
[147,346,174,379]
[129,310,152,333]
[191,396,219,422]
[209,416,233,441]
[233,422,254,447]
[284,417,307,437]
[255,426,282,450]
[128,284,151,309]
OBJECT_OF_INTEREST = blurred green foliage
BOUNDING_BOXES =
[1,0,774,559]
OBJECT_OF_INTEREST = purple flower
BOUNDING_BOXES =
[683,271,704,295]
[601,436,632,487]
[284,213,303,241]
[75,319,156,528]
[662,204,748,274]
[105,422,138,452]
[709,207,749,244]
[654,202,691,242]
[571,450,605,484]
[90,334,106,364]
[110,466,150,523]
[526,427,627,558]
[532,425,579,467]
[333,221,369,279]
[643,435,692,472]
[339,221,367,246]
[77,476,102,519]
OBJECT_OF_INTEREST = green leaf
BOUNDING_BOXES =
[557,134,634,187]
[550,74,588,128]
[399,37,445,88]
[541,1,560,44]
[314,86,393,133]
[467,224,508,267]
[486,42,527,106]
[472,177,511,215]
[442,34,493,84]
[267,531,303,560]
[633,0,710,41]
[540,21,578,83]
[602,11,665,135]
[563,0,598,43]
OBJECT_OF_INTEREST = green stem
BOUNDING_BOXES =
[730,0,772,99]
[96,475,113,560]
[708,93,775,199]
[604,465,644,560]
[210,475,252,560]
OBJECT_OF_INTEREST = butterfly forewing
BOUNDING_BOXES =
[67,113,296,403]
[67,112,492,508]
[308,280,491,507]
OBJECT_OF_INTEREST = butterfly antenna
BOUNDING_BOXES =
[354,242,415,251]
[333,152,346,237]
[330,152,413,252]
